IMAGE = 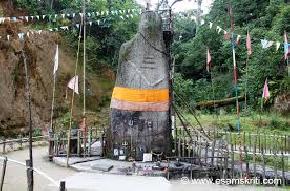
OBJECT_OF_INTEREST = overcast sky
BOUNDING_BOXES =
[136,0,213,14]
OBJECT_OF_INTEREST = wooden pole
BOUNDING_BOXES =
[253,133,257,178]
[182,130,185,157]
[77,130,81,157]
[274,134,278,187]
[249,132,251,152]
[0,157,7,191]
[59,181,66,191]
[282,150,285,187]
[178,129,181,158]
[211,134,216,168]
[23,51,34,189]
[2,139,5,154]
[88,127,92,157]
[230,132,234,178]
[261,138,266,180]
[26,160,33,191]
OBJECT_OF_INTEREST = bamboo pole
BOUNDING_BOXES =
[66,26,82,167]
[253,134,257,178]
[50,45,58,134]
[82,0,87,158]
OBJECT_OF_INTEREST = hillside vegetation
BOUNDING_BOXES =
[173,0,290,115]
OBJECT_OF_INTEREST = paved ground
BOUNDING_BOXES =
[0,146,285,191]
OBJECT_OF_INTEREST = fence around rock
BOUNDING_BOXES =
[172,127,290,186]
[48,127,106,158]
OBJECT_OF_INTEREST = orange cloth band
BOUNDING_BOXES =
[112,87,169,102]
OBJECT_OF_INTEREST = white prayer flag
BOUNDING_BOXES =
[276,41,281,51]
[53,45,59,75]
[68,76,79,94]
[261,39,274,49]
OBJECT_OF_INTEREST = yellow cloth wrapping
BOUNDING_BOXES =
[112,87,169,102]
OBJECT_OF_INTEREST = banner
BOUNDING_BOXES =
[67,76,79,94]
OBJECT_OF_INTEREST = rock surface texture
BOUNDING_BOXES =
[110,11,171,160]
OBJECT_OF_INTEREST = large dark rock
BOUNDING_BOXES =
[109,11,172,160]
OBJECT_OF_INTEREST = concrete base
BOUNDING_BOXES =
[53,156,100,166]
[91,163,113,172]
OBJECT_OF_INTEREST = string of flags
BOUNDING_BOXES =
[0,8,142,25]
[208,21,290,53]
[0,12,140,42]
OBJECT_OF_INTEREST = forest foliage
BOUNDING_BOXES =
[173,0,290,111]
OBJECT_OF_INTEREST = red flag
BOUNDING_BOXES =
[246,30,252,55]
[284,31,289,60]
[206,48,212,72]
[262,79,270,100]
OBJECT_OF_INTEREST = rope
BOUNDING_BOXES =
[0,157,58,186]
[173,88,208,137]
[138,32,169,56]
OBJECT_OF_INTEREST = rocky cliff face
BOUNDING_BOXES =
[0,1,115,137]
[0,24,73,136]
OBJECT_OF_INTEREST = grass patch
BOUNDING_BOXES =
[182,112,290,135]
